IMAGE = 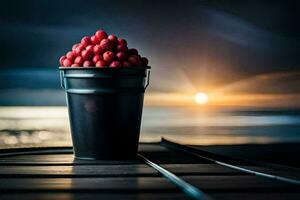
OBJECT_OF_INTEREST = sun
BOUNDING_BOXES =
[194,92,209,105]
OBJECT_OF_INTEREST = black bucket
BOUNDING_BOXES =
[59,67,150,160]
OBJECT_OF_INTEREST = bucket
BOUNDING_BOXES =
[59,67,150,160]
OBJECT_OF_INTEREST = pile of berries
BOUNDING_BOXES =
[59,29,148,68]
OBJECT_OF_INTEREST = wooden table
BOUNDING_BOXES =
[0,139,299,199]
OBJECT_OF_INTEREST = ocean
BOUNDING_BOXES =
[0,106,300,149]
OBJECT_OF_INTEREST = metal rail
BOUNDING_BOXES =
[138,154,212,200]
[161,138,300,185]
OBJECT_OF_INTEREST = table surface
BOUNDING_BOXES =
[0,139,299,200]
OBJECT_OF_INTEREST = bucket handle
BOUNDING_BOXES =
[144,70,150,90]
[60,70,65,89]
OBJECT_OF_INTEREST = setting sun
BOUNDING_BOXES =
[195,92,209,105]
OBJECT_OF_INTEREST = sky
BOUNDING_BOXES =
[0,0,299,107]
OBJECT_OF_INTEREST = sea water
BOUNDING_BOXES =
[0,106,300,148]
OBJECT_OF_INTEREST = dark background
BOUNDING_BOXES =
[0,0,299,105]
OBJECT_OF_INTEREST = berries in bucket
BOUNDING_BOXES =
[59,29,149,68]
[59,29,150,160]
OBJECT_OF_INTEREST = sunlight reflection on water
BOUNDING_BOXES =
[0,106,300,148]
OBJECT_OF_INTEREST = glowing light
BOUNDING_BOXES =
[195,92,208,105]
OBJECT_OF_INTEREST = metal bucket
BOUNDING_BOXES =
[59,67,150,160]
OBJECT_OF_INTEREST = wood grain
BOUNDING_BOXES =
[0,177,177,191]
[0,164,157,177]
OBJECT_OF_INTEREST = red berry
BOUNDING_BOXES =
[96,60,107,67]
[141,57,149,66]
[74,45,84,56]
[74,56,84,65]
[81,36,91,47]
[86,45,94,51]
[116,52,127,61]
[72,43,80,51]
[128,55,142,66]
[92,54,102,63]
[93,45,103,54]
[83,60,93,67]
[95,30,107,41]
[66,51,74,61]
[63,59,72,67]
[108,34,118,43]
[59,56,66,66]
[81,49,93,60]
[103,51,114,63]
[116,44,128,52]
[110,61,121,68]
[122,61,132,67]
[90,35,99,45]
[128,48,138,55]
[71,63,80,67]
[100,39,113,51]
[118,38,127,46]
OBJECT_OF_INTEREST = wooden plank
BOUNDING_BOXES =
[0,154,75,162]
[0,152,210,165]
[140,151,211,164]
[190,144,300,179]
[0,164,247,177]
[138,144,171,152]
[0,147,72,158]
[0,144,171,165]
[161,139,249,165]
[193,142,300,168]
[240,166,300,180]
[181,175,298,191]
[210,192,300,200]
[161,164,245,175]
[0,144,165,158]
[0,154,143,165]
[0,193,190,200]
[0,164,158,177]
[0,177,177,192]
